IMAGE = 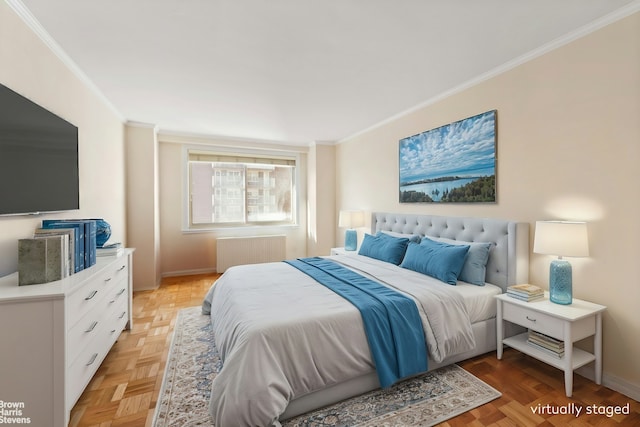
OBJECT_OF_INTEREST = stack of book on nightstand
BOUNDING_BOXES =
[506,284,544,302]
[527,330,565,358]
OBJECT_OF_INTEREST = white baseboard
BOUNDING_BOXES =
[134,283,160,291]
[133,269,217,292]
[161,267,218,278]
[576,366,640,401]
[133,275,164,291]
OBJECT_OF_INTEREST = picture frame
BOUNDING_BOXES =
[399,110,497,203]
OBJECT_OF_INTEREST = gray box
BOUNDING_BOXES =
[18,236,65,285]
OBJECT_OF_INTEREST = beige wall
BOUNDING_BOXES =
[337,12,640,396]
[157,134,310,276]
[0,2,126,277]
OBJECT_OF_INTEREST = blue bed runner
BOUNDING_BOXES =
[284,257,427,387]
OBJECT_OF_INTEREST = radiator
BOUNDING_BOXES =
[216,235,286,273]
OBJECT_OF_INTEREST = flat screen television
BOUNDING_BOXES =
[0,83,79,216]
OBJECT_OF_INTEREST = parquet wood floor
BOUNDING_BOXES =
[69,273,639,426]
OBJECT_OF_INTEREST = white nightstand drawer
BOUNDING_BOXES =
[503,303,562,340]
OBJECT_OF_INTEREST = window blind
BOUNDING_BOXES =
[188,150,295,166]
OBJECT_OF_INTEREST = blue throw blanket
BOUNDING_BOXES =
[284,257,428,387]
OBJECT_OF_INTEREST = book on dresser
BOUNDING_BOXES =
[34,227,75,276]
[41,221,84,272]
[506,283,544,302]
[97,242,123,257]
[42,219,97,271]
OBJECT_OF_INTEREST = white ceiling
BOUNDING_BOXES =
[14,0,639,145]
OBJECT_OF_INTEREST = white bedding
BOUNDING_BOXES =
[454,282,502,322]
[202,254,487,426]
[336,252,502,323]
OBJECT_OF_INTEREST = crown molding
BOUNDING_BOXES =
[126,120,158,130]
[157,129,310,153]
[5,0,125,122]
[310,140,338,147]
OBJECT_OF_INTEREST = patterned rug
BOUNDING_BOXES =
[153,306,501,426]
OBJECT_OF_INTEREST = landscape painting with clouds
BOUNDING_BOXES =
[399,110,496,203]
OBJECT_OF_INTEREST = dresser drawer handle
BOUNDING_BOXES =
[119,311,127,319]
[85,290,98,300]
[86,353,98,366]
[85,321,99,333]
[104,277,112,283]
[109,288,127,304]
[526,316,537,322]
[117,265,126,271]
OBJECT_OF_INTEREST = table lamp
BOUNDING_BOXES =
[533,220,589,305]
[338,210,364,251]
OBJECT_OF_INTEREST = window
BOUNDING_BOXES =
[186,149,297,228]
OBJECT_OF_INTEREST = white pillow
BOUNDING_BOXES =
[380,230,421,243]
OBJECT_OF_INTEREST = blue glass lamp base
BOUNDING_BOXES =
[344,229,358,251]
[549,259,572,305]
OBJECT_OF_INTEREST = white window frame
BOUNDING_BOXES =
[182,145,300,231]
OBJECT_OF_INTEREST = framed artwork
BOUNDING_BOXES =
[399,110,496,203]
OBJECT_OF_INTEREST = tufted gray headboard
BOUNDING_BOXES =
[372,212,529,291]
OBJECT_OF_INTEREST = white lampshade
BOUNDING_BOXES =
[338,210,364,229]
[533,221,589,257]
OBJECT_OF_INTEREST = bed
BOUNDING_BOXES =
[202,212,529,426]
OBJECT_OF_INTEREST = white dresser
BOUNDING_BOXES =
[0,249,134,426]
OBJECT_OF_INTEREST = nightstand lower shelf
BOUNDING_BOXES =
[503,333,596,371]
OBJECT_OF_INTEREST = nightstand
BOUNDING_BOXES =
[330,247,350,256]
[495,292,606,397]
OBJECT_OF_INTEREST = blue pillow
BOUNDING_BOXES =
[400,239,470,285]
[358,233,410,265]
[432,237,492,286]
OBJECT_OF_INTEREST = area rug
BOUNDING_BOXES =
[153,306,501,426]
